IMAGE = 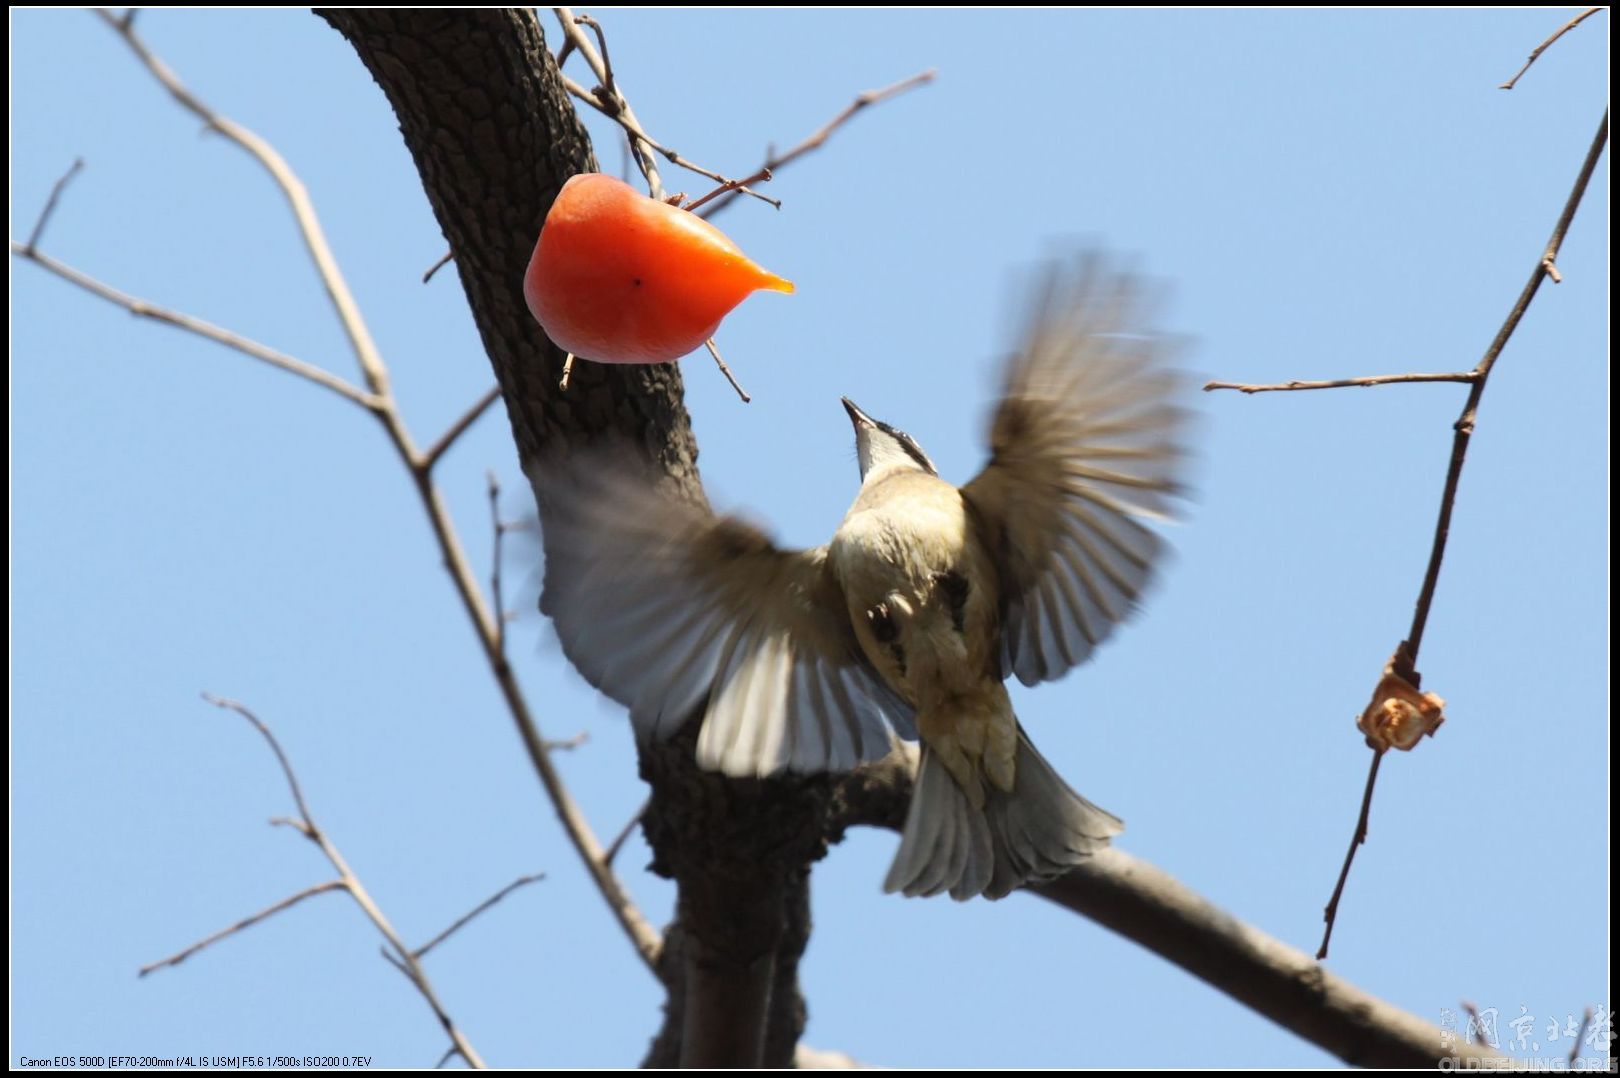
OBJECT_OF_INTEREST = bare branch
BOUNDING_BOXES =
[1462,1000,1488,1045]
[268,815,312,838]
[562,11,783,210]
[1204,372,1478,394]
[703,338,752,403]
[1499,7,1604,91]
[87,14,665,975]
[421,249,454,284]
[1570,1007,1594,1065]
[553,7,665,199]
[379,945,410,976]
[170,697,487,1068]
[553,34,575,71]
[201,694,320,828]
[96,9,394,401]
[1315,749,1384,960]
[555,71,782,209]
[414,873,546,961]
[23,157,84,254]
[1033,851,1510,1067]
[421,387,503,473]
[1208,111,1608,955]
[571,15,618,103]
[550,37,779,209]
[487,470,510,658]
[833,750,1509,1067]
[698,69,936,220]
[11,242,383,411]
[682,166,773,215]
[139,880,347,977]
[543,730,590,752]
[602,798,649,868]
[1404,108,1607,662]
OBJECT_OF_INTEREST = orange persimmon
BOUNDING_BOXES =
[524,173,794,365]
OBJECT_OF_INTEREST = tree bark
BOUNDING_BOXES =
[317,9,823,1066]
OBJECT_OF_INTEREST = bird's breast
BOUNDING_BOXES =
[828,471,998,704]
[829,472,969,594]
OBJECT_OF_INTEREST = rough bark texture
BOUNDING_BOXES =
[316,9,822,1067]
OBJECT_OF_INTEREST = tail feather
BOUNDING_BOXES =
[884,724,1122,901]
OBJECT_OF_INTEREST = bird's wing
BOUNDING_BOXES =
[537,458,913,778]
[960,255,1191,687]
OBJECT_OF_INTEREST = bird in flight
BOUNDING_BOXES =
[537,254,1191,899]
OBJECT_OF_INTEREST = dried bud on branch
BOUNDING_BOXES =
[1357,654,1445,752]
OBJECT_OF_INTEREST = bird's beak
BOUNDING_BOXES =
[841,396,875,430]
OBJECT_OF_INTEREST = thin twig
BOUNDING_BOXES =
[603,799,649,868]
[414,873,546,961]
[704,338,751,403]
[572,15,617,103]
[1317,108,1609,961]
[559,352,576,390]
[202,694,318,826]
[75,15,664,974]
[138,880,348,977]
[553,8,663,199]
[682,166,773,215]
[698,69,936,220]
[1570,1006,1594,1064]
[24,157,84,254]
[11,242,382,411]
[268,815,312,837]
[1404,108,1607,661]
[557,72,780,208]
[552,12,779,209]
[488,470,508,657]
[1462,1000,1489,1046]
[1316,750,1384,960]
[1204,372,1478,394]
[97,9,393,401]
[379,946,409,976]
[12,147,357,413]
[422,386,502,473]
[175,696,487,1069]
[1499,7,1603,90]
[422,249,454,284]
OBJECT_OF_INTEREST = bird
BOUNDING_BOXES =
[535,254,1190,900]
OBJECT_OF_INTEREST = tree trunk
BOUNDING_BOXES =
[317,9,826,1066]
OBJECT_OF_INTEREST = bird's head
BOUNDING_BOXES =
[841,397,938,482]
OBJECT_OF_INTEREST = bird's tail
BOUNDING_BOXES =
[883,724,1122,900]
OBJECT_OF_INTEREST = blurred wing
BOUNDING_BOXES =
[537,460,912,777]
[961,255,1191,687]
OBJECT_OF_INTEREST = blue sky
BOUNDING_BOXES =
[11,9,1609,1069]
